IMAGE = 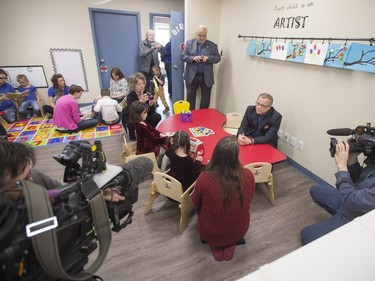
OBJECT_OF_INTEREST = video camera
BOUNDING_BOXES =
[327,123,375,157]
[0,140,153,281]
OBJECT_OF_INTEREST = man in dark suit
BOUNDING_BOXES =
[237,93,282,148]
[180,25,221,109]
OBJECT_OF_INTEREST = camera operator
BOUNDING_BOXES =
[301,140,375,244]
[0,140,125,203]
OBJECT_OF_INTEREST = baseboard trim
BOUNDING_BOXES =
[286,157,333,187]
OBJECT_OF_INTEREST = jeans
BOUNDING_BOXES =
[57,118,99,133]
[2,107,17,123]
[300,184,349,244]
[19,100,40,115]
[97,112,121,125]
[76,118,99,132]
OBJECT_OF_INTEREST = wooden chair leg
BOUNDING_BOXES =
[144,182,161,214]
[267,175,275,205]
[179,197,194,233]
[0,116,9,129]
[38,100,45,118]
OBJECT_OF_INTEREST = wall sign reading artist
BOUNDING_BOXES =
[273,2,315,29]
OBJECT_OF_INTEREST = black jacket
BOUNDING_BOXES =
[237,106,282,148]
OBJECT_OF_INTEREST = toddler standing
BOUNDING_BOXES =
[151,65,169,114]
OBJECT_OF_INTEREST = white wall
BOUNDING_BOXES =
[207,0,375,184]
[0,0,183,103]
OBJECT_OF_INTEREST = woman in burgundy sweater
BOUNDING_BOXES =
[192,135,255,261]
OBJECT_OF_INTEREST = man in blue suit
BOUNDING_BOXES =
[180,25,221,109]
[237,93,282,149]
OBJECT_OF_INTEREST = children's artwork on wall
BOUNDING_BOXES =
[246,40,257,56]
[324,43,350,68]
[244,37,375,75]
[257,40,273,58]
[286,42,306,63]
[343,43,375,73]
[303,43,329,66]
[271,41,288,60]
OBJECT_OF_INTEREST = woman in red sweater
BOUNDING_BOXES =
[192,135,255,261]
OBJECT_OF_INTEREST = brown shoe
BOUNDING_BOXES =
[163,107,169,114]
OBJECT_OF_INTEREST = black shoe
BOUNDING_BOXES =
[201,237,246,245]
[237,238,246,245]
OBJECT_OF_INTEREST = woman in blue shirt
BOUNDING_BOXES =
[0,68,17,123]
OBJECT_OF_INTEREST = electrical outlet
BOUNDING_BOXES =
[277,129,283,139]
[297,140,304,151]
[283,132,289,143]
[290,137,296,147]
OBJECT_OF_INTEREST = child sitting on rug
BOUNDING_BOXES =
[93,89,123,125]
[17,74,42,118]
[129,101,167,157]
[164,130,203,192]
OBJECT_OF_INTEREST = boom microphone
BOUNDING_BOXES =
[102,156,153,190]
[326,128,353,136]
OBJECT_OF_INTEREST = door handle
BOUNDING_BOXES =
[173,65,178,69]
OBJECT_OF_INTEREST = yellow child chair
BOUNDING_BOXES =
[173,100,190,114]
[223,112,244,135]
[244,162,275,205]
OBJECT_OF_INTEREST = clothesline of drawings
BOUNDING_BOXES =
[245,39,375,73]
[238,35,375,45]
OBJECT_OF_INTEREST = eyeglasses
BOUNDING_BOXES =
[255,101,270,109]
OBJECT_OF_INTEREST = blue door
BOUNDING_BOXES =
[89,9,141,89]
[170,11,185,106]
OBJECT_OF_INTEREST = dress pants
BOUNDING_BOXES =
[186,75,212,110]
[300,184,348,244]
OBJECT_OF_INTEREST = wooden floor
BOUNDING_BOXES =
[33,134,330,281]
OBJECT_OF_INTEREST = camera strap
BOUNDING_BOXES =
[20,180,112,280]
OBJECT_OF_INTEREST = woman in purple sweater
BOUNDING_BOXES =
[192,135,255,262]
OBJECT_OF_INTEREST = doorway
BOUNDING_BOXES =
[89,8,141,89]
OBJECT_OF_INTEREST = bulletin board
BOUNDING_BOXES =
[0,65,48,88]
[50,48,89,91]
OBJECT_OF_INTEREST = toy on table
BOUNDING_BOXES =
[180,110,192,122]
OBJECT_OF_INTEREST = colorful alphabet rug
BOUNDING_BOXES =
[6,117,124,147]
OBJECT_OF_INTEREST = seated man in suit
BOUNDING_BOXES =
[237,93,282,148]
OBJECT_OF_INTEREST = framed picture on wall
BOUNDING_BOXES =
[50,48,89,91]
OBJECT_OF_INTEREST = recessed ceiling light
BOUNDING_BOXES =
[86,0,112,5]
